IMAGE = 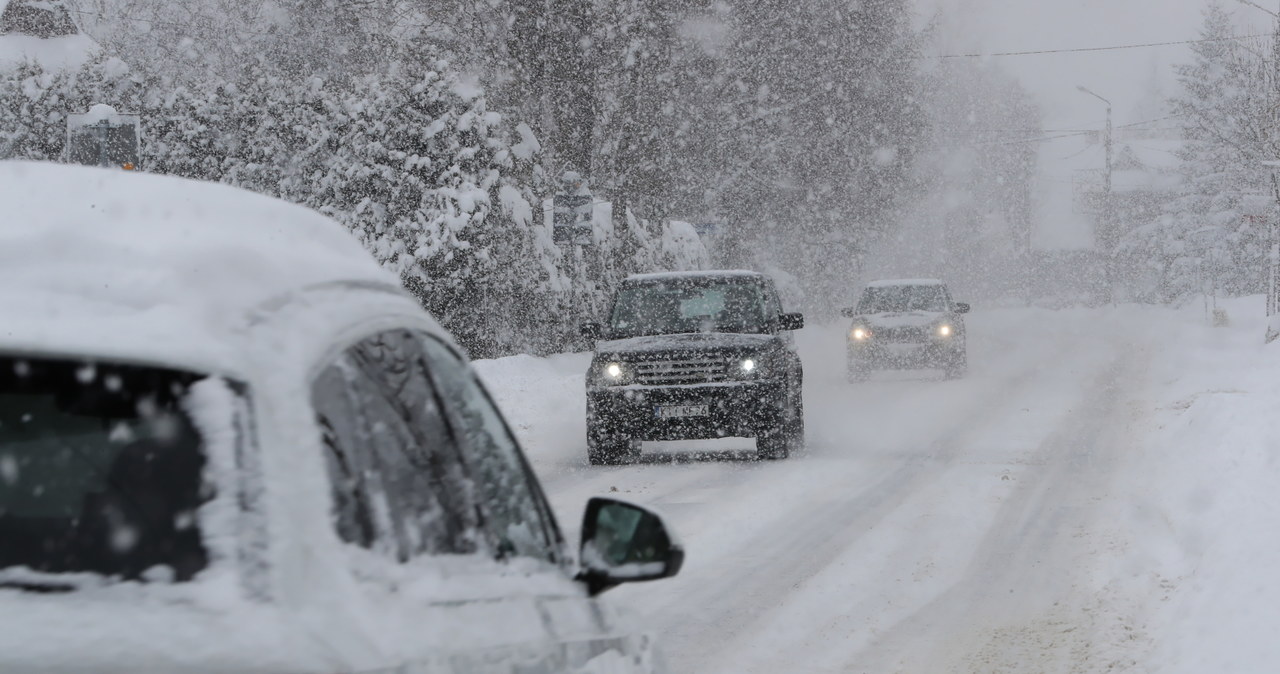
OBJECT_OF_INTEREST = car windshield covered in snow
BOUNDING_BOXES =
[0,356,209,586]
[858,284,948,314]
[608,278,769,338]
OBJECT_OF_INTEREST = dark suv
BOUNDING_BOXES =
[581,271,805,464]
[842,279,970,380]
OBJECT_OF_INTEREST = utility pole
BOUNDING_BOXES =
[1078,85,1114,303]
[1233,0,1279,18]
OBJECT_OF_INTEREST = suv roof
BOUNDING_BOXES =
[624,269,767,285]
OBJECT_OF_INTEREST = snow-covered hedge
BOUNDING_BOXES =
[0,46,706,357]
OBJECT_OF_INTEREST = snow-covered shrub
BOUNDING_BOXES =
[0,53,139,162]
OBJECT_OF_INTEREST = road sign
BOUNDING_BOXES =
[553,177,593,246]
[66,104,140,170]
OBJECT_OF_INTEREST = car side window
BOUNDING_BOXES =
[418,337,560,563]
[764,283,783,319]
[312,330,484,561]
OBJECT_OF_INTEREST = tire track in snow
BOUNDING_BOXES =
[840,346,1148,674]
[650,351,1063,673]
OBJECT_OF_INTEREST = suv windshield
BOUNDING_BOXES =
[609,280,768,338]
[858,285,948,314]
[0,356,210,585]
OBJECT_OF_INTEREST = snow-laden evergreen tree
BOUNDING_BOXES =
[713,0,926,312]
[143,82,234,180]
[299,45,564,357]
[71,0,262,81]
[501,0,596,178]
[1120,3,1273,301]
[594,0,677,226]
[0,53,140,161]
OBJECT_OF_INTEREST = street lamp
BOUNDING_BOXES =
[1077,85,1114,303]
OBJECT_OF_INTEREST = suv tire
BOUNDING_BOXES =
[758,388,802,460]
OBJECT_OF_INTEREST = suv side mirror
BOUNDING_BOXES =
[954,302,970,314]
[777,312,804,331]
[580,322,602,339]
[839,307,857,318]
[577,497,683,596]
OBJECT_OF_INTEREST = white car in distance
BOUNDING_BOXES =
[0,162,681,674]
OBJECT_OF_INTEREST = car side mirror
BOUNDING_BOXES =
[955,303,970,314]
[577,497,683,596]
[839,307,857,318]
[580,322,602,339]
[777,312,804,331]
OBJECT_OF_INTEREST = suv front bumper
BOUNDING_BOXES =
[587,380,786,441]
[848,340,960,369]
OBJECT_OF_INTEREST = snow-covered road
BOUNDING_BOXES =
[476,299,1280,673]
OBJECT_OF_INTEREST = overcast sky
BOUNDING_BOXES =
[919,0,1272,128]
[913,1,1276,249]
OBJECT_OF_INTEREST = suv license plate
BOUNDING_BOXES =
[656,404,709,419]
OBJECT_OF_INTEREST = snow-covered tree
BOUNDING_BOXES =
[887,57,1040,301]
[1120,3,1273,301]
[712,0,926,312]
[0,53,140,162]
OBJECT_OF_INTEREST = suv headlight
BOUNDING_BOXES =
[936,323,954,338]
[593,361,634,386]
[850,326,872,341]
[732,355,764,380]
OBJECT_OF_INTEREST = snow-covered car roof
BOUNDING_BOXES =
[625,269,766,283]
[0,161,399,374]
[865,278,945,288]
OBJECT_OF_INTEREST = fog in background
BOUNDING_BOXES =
[861,0,1269,308]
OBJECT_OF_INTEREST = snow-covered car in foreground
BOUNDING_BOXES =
[0,161,682,674]
[842,279,970,380]
[582,271,805,463]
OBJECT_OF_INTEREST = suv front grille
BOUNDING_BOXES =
[879,326,930,343]
[634,356,731,385]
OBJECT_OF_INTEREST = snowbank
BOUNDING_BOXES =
[473,352,591,464]
[1121,295,1280,671]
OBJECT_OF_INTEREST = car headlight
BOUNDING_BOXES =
[936,324,953,337]
[730,355,764,380]
[850,327,872,341]
[594,361,633,386]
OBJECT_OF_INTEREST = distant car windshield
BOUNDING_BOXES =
[858,284,948,313]
[0,356,210,585]
[609,279,768,338]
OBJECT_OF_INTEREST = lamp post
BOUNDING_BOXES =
[1077,85,1114,303]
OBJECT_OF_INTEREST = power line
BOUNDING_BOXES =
[950,116,1185,147]
[926,32,1273,60]
[1116,115,1181,129]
